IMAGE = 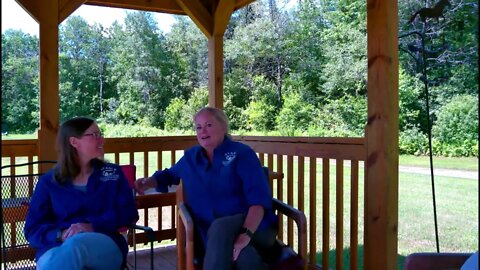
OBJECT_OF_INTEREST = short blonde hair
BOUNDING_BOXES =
[194,107,230,137]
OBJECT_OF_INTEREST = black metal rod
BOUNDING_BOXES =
[399,24,441,252]
[421,23,440,253]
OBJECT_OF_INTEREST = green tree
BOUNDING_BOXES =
[399,0,478,127]
[59,16,111,120]
[285,0,326,103]
[399,68,425,132]
[109,11,188,127]
[225,0,291,109]
[319,0,367,101]
[1,30,39,133]
[166,17,207,89]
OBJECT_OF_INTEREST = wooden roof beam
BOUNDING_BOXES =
[59,0,88,23]
[15,0,41,23]
[15,0,256,28]
[175,0,213,38]
[235,0,256,10]
[213,0,234,36]
[17,0,86,24]
[85,0,185,15]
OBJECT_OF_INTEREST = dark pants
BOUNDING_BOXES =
[203,214,277,270]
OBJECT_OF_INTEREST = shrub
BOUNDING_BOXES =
[432,94,478,144]
[244,99,276,131]
[276,92,314,136]
[164,97,188,131]
[399,126,428,155]
[98,123,172,138]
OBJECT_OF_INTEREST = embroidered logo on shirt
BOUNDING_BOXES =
[100,167,119,181]
[222,152,237,166]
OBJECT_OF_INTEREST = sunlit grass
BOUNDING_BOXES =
[1,133,37,140]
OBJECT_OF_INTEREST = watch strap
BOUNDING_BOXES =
[241,227,254,238]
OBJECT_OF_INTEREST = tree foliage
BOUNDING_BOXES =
[1,1,478,156]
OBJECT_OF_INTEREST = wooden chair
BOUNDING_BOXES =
[1,160,56,270]
[120,164,156,270]
[176,167,307,270]
[403,252,474,270]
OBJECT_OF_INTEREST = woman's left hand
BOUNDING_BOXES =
[232,234,251,261]
[62,223,93,241]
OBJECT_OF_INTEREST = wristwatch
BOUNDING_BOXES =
[240,227,254,238]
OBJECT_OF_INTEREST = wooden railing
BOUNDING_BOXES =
[1,136,366,270]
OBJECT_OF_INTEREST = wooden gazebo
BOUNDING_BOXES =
[3,0,398,269]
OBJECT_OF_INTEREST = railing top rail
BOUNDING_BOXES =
[1,160,56,170]
[234,135,365,145]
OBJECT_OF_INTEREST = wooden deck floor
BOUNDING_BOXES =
[2,245,177,270]
[126,244,177,270]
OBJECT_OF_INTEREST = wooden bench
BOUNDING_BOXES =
[0,162,176,270]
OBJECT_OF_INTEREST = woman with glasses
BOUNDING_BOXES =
[25,116,138,270]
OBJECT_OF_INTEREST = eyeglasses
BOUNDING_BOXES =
[82,131,103,139]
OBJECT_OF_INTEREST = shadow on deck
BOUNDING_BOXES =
[126,244,177,270]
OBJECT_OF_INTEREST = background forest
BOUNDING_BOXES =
[2,0,478,156]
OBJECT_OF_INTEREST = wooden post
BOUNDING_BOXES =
[38,0,60,170]
[177,0,234,110]
[208,35,224,109]
[365,0,399,269]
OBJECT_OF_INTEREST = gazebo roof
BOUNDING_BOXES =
[11,1,400,269]
[85,0,255,15]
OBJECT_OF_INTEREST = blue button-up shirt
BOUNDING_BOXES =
[153,137,277,245]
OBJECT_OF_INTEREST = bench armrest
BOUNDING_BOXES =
[272,198,307,261]
[177,202,195,270]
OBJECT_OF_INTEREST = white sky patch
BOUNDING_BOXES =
[1,0,175,37]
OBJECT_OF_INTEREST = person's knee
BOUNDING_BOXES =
[61,233,90,253]
[207,214,244,239]
[37,250,57,270]
[209,214,241,231]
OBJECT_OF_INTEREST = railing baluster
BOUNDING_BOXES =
[350,160,359,270]
[336,159,344,270]
[309,157,317,267]
[287,156,294,245]
[144,151,149,177]
[322,158,330,270]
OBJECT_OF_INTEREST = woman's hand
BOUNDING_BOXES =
[61,223,93,241]
[134,177,156,195]
[232,233,251,261]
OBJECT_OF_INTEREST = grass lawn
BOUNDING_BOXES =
[300,164,478,270]
[395,172,478,268]
[400,155,478,171]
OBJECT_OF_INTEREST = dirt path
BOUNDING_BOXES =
[399,165,478,180]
